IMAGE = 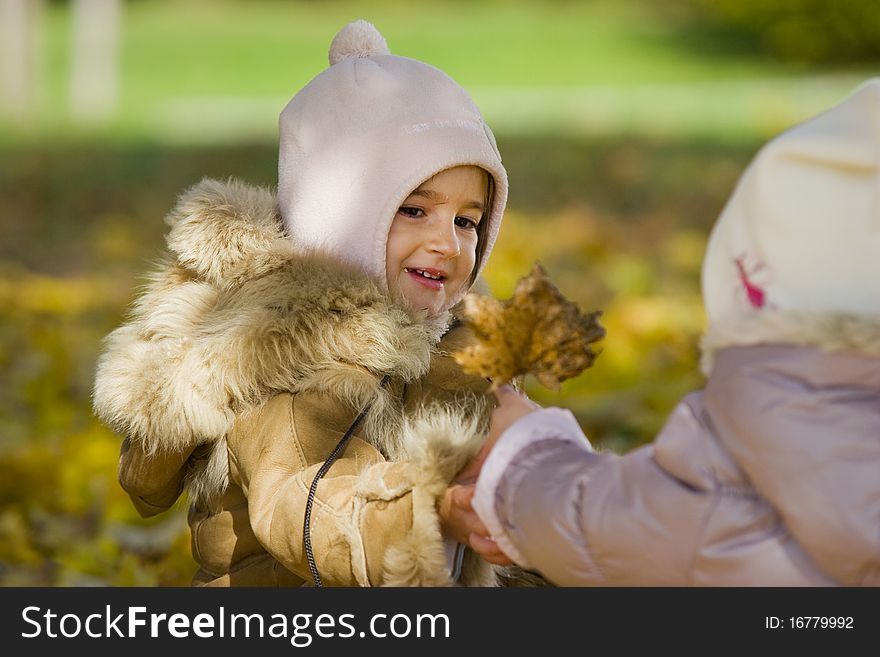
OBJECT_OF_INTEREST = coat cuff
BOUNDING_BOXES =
[472,408,592,569]
[376,405,497,586]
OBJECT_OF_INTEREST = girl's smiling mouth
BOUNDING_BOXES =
[404,267,447,290]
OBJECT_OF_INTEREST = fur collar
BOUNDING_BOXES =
[701,310,880,375]
[93,177,459,455]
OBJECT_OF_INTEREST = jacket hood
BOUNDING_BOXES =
[93,177,463,455]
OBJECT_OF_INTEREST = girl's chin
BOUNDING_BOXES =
[401,294,448,317]
[398,286,442,312]
[389,279,461,317]
[407,299,444,316]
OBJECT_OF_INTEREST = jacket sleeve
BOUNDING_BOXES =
[473,403,715,586]
[118,437,192,518]
[704,350,880,586]
[226,392,463,587]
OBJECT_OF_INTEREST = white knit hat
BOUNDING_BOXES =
[702,78,880,327]
[277,20,507,296]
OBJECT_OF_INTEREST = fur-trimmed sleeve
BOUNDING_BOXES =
[226,392,498,587]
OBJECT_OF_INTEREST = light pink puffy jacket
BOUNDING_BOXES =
[482,343,880,586]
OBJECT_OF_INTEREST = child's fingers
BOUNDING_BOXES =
[454,493,492,538]
[493,384,517,402]
[451,483,474,509]
[469,532,514,566]
[454,456,484,486]
[468,532,497,552]
[493,384,542,413]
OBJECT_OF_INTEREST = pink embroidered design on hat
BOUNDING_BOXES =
[734,255,767,309]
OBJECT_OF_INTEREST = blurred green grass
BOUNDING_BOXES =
[1,0,876,586]
[7,0,872,143]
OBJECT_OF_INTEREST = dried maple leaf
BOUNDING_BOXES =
[454,262,605,391]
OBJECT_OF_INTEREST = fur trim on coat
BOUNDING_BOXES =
[94,177,450,459]
[701,310,880,375]
[372,403,495,586]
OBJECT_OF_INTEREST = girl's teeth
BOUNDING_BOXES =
[406,268,441,280]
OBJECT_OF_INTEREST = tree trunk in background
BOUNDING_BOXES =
[69,0,121,123]
[1,0,43,120]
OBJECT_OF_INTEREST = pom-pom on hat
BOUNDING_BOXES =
[701,78,880,326]
[278,19,507,299]
[328,19,390,65]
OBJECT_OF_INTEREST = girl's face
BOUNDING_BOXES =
[386,165,488,317]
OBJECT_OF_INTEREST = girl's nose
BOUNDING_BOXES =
[426,218,461,257]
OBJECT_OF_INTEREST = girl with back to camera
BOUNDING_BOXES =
[472,79,880,586]
[94,20,536,587]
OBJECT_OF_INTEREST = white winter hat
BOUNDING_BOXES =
[701,78,880,326]
[277,19,507,294]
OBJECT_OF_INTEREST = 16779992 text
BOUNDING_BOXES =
[765,616,854,630]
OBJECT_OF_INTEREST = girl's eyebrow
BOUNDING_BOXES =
[409,188,485,211]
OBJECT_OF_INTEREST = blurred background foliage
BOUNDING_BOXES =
[670,0,880,65]
[1,0,877,586]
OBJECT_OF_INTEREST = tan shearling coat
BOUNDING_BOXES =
[94,178,515,587]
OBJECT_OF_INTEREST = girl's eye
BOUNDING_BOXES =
[397,206,424,218]
[454,216,479,230]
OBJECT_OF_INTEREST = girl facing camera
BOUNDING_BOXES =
[94,20,537,587]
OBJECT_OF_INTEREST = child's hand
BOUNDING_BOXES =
[486,384,542,450]
[435,385,540,567]
[438,482,513,566]
[435,385,541,567]
[457,385,542,485]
